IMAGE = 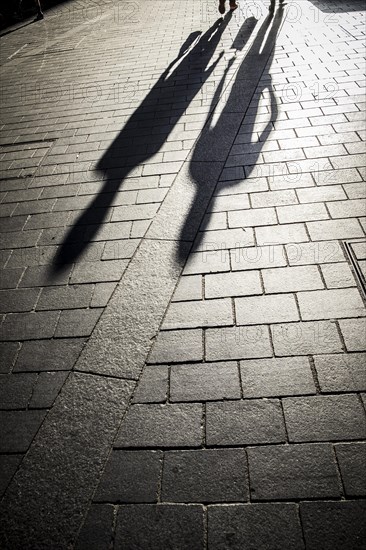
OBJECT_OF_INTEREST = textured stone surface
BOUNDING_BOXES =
[314,353,366,392]
[0,373,38,409]
[95,451,162,503]
[283,394,366,442]
[162,448,248,503]
[272,321,343,356]
[240,357,316,398]
[29,372,69,409]
[248,444,340,500]
[132,365,169,403]
[115,504,204,550]
[235,294,299,325]
[335,443,366,497]
[14,339,85,372]
[206,400,286,446]
[0,374,134,549]
[206,325,273,361]
[0,455,23,498]
[115,404,203,448]
[170,362,241,402]
[148,329,203,364]
[75,504,114,550]
[162,298,233,329]
[208,504,305,549]
[0,410,47,452]
[300,501,366,550]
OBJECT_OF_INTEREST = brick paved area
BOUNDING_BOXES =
[0,0,365,548]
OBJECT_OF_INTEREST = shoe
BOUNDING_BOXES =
[229,2,238,10]
[219,1,226,14]
[35,11,44,21]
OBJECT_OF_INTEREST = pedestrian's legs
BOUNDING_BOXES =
[34,0,44,19]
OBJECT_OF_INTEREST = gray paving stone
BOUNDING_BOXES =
[236,294,299,325]
[193,228,255,252]
[90,282,117,308]
[132,365,169,403]
[162,448,248,503]
[251,190,298,209]
[285,240,345,266]
[208,503,305,550]
[231,245,287,271]
[0,373,134,548]
[339,318,366,351]
[277,203,329,223]
[0,311,59,341]
[55,308,103,338]
[148,329,203,364]
[162,298,233,330]
[247,444,340,500]
[19,265,72,288]
[70,260,128,284]
[241,357,316,398]
[14,338,85,372]
[0,342,20,373]
[170,362,241,402]
[314,353,366,392]
[115,504,204,550]
[283,394,366,442]
[102,239,140,260]
[263,265,324,293]
[206,325,273,362]
[335,443,366,497]
[0,268,24,290]
[228,207,277,228]
[206,400,286,446]
[0,455,23,499]
[36,284,94,311]
[297,288,365,320]
[307,219,364,240]
[205,271,261,299]
[183,250,230,275]
[115,404,203,448]
[75,504,114,550]
[321,262,357,288]
[30,372,69,409]
[272,321,343,356]
[95,450,162,503]
[172,275,202,302]
[0,373,38,409]
[300,501,366,550]
[0,410,47,452]
[0,288,39,313]
[256,223,309,246]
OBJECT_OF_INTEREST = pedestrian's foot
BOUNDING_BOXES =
[230,1,238,10]
[35,11,44,21]
[219,0,226,14]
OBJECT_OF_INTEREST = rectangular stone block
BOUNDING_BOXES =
[206,325,273,362]
[300,501,366,550]
[170,362,241,402]
[70,260,127,284]
[298,288,365,320]
[205,271,261,299]
[36,285,94,311]
[286,240,345,266]
[339,318,366,351]
[208,503,304,550]
[95,450,162,503]
[263,265,324,293]
[228,207,277,228]
[231,245,286,271]
[251,190,297,208]
[0,410,47,452]
[247,444,340,500]
[335,443,366,497]
[314,353,366,392]
[162,298,233,330]
[272,321,343,356]
[256,224,308,246]
[321,262,357,288]
[241,357,316,398]
[183,250,230,275]
[0,311,59,341]
[148,329,203,364]
[132,366,169,404]
[0,289,39,313]
[162,449,248,503]
[0,373,37,409]
[307,219,364,241]
[55,309,103,338]
[115,505,204,550]
[115,404,203,448]
[206,400,286,446]
[283,394,366,442]
[172,276,202,302]
[14,339,85,372]
[193,228,254,252]
[235,294,299,325]
[277,203,328,223]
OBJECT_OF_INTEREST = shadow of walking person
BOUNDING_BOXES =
[178,4,285,261]
[52,13,234,271]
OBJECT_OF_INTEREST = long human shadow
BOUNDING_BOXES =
[52,14,234,270]
[178,4,285,260]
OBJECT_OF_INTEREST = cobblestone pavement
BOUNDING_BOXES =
[0,0,365,548]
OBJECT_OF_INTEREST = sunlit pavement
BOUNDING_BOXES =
[0,0,365,548]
